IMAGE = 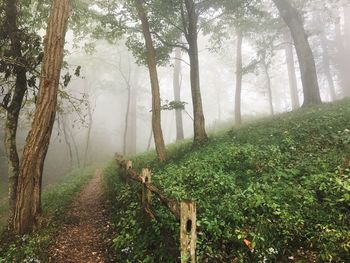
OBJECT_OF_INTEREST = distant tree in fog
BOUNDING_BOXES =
[273,0,322,106]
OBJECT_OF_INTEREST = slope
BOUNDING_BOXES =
[106,99,350,262]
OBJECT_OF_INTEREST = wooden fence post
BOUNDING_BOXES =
[123,160,132,183]
[126,160,132,170]
[180,200,197,263]
[141,168,152,206]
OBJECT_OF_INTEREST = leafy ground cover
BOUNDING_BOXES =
[106,99,350,262]
[0,166,96,262]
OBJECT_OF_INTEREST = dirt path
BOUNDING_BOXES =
[48,169,112,263]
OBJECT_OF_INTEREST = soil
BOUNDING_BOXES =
[48,169,113,263]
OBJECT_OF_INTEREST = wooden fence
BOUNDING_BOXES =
[116,156,197,263]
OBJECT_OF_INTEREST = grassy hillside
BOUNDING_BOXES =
[106,99,350,262]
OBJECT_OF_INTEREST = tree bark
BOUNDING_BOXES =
[3,0,28,221]
[183,0,208,143]
[235,29,243,125]
[135,0,166,162]
[319,32,336,101]
[12,0,71,234]
[284,31,300,109]
[173,47,184,141]
[273,0,321,106]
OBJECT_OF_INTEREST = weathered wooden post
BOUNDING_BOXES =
[180,200,197,263]
[141,168,152,207]
[123,160,132,183]
[126,160,132,170]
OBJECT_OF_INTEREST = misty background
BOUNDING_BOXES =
[0,0,349,196]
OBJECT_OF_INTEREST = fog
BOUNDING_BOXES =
[1,0,350,195]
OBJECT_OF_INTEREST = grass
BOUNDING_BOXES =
[106,99,350,262]
[0,165,97,262]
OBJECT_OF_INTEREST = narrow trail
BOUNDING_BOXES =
[48,169,112,263]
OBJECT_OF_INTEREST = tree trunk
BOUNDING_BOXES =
[344,6,350,96]
[146,126,153,151]
[83,94,93,167]
[336,9,350,97]
[273,0,321,106]
[319,32,336,101]
[68,125,81,168]
[12,0,71,234]
[123,85,131,155]
[261,57,274,115]
[235,29,243,125]
[173,47,184,141]
[3,0,28,223]
[135,0,166,162]
[345,6,350,49]
[284,31,300,109]
[60,114,73,169]
[184,0,208,143]
[127,82,137,154]
[216,82,222,122]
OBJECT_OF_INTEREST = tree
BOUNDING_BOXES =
[0,0,42,221]
[182,0,208,142]
[273,0,322,106]
[113,0,208,143]
[284,31,300,109]
[260,50,274,115]
[235,28,243,125]
[13,0,71,234]
[334,5,350,97]
[315,14,337,101]
[58,113,73,169]
[173,47,184,141]
[134,0,166,161]
[83,91,95,167]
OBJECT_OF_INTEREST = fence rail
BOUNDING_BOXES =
[116,155,197,263]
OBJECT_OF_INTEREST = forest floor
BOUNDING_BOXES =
[48,169,113,263]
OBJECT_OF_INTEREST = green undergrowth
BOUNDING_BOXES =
[0,165,96,262]
[106,99,350,262]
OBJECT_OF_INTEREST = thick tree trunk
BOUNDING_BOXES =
[3,0,28,221]
[319,33,336,101]
[273,0,321,106]
[184,0,207,143]
[12,0,70,234]
[135,0,166,161]
[235,29,243,125]
[173,47,184,141]
[284,31,300,109]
